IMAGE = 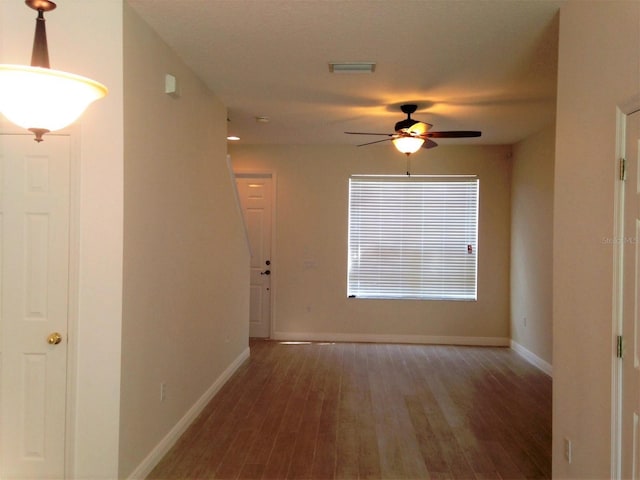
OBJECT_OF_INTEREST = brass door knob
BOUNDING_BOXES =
[47,332,62,345]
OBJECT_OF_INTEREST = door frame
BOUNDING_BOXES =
[232,170,277,338]
[612,94,640,480]
[65,130,81,479]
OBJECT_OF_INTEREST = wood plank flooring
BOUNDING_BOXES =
[147,340,551,480]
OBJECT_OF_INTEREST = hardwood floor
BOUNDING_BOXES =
[148,340,551,480]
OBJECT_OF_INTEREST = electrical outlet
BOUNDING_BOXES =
[564,437,572,464]
[160,382,166,402]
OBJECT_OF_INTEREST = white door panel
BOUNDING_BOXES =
[236,175,272,338]
[0,134,70,479]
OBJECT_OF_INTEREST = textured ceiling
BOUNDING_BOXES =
[128,0,563,147]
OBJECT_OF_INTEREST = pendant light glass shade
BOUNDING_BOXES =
[0,0,108,142]
[392,136,425,155]
[0,65,107,137]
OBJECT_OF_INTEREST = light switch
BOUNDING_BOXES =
[165,74,179,96]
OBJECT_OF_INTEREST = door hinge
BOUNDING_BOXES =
[620,157,627,181]
[617,335,624,358]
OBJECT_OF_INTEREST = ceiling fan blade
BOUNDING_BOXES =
[406,121,432,136]
[356,138,394,147]
[345,131,394,136]
[426,131,482,138]
[423,139,438,149]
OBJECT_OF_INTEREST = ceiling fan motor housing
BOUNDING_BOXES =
[395,117,419,132]
[395,104,419,132]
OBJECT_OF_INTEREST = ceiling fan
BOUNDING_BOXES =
[345,104,481,155]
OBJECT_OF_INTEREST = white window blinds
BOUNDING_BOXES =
[348,176,479,300]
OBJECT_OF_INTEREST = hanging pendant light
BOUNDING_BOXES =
[0,0,108,142]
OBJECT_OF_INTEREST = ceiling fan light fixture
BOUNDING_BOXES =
[392,136,424,155]
[328,62,376,74]
[346,104,481,155]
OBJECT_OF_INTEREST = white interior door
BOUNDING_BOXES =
[621,110,640,479]
[235,174,272,338]
[0,134,70,479]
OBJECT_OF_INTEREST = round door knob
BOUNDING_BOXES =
[47,332,62,345]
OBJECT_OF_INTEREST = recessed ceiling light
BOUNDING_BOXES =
[256,116,270,123]
[227,135,240,141]
[329,62,376,74]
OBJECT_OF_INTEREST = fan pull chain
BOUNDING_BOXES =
[406,156,411,176]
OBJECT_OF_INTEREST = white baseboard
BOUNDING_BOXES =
[273,331,510,347]
[127,346,251,480]
[510,340,553,377]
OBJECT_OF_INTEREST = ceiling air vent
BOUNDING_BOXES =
[329,62,376,74]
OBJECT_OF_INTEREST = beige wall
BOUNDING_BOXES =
[511,124,555,369]
[554,1,640,477]
[231,144,511,344]
[119,4,250,478]
[1,1,126,478]
[1,2,251,476]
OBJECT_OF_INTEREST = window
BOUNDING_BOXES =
[347,176,479,300]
